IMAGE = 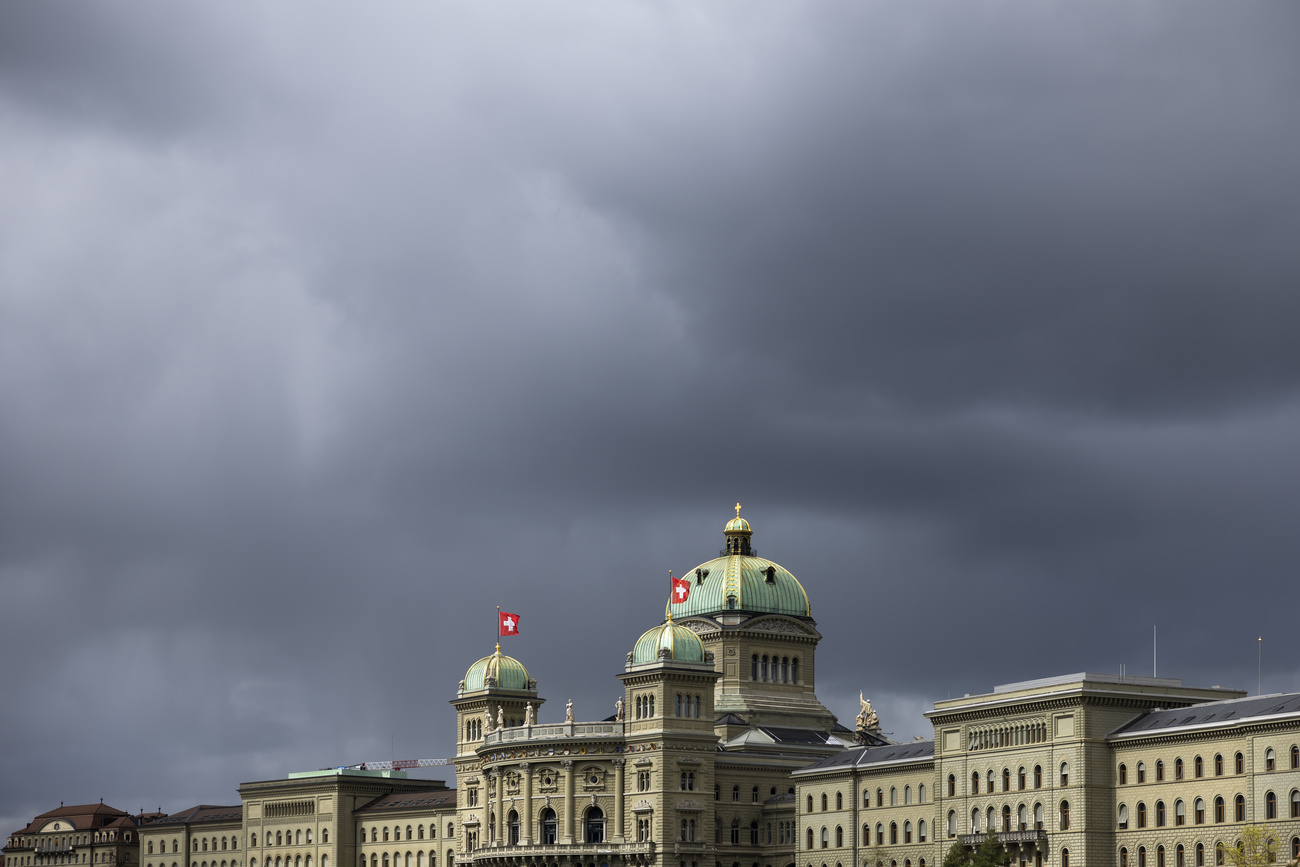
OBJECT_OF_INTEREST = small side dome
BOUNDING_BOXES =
[631,621,705,665]
[725,516,751,534]
[464,646,531,692]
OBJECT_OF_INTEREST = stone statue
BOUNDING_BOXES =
[497,705,504,729]
[615,697,624,721]
[856,692,881,737]
[565,699,575,723]
[525,703,534,726]
[483,708,494,734]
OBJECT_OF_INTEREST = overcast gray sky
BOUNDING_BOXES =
[3,0,1300,832]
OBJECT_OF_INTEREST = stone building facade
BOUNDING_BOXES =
[792,674,1300,867]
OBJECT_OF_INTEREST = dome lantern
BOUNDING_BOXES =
[723,502,753,555]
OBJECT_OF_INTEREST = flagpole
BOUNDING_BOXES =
[496,605,501,653]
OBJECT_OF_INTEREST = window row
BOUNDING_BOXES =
[750,655,799,683]
[1118,750,1279,784]
[723,785,788,802]
[1120,838,1300,867]
[634,694,655,719]
[805,820,929,850]
[1119,791,1300,828]
[675,694,703,718]
[356,853,435,867]
[948,764,1066,796]
[941,801,1067,836]
[472,807,602,846]
[250,857,326,867]
[357,827,441,844]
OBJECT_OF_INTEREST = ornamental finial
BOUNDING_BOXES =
[735,502,742,518]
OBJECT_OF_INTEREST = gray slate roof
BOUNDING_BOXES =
[1110,692,1300,738]
[794,740,934,775]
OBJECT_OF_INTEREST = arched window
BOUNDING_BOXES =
[919,784,927,803]
[889,823,897,846]
[1121,849,1129,867]
[1176,799,1186,826]
[1215,797,1225,823]
[806,829,813,851]
[1138,762,1146,783]
[1059,801,1070,831]
[1119,804,1129,829]
[819,827,827,849]
[971,810,980,833]
[1060,762,1070,786]
[1235,795,1246,822]
[1003,770,1010,792]
[1235,753,1244,774]
[791,658,799,682]
[733,785,739,802]
[1196,844,1205,867]
[807,796,814,813]
[904,822,912,844]
[1266,791,1278,820]
[1061,850,1069,867]
[584,808,604,844]
[1176,758,1184,780]
[1176,844,1185,867]
[863,789,870,808]
[507,810,520,845]
[781,658,789,682]
[890,788,897,806]
[1215,754,1224,776]
[1001,807,1011,832]
[947,775,955,797]
[971,772,979,795]
[751,656,758,680]
[1034,803,1044,831]
[834,827,842,847]
[876,788,883,808]
[1196,755,1204,778]
[1156,800,1166,827]
[1291,790,1300,819]
[946,812,956,839]
[1266,748,1276,771]
[1196,798,1206,824]
[1120,763,1128,784]
[1138,802,1147,828]
[1292,746,1300,770]
[821,794,828,812]
[761,655,769,681]
[539,808,556,844]
[1034,765,1042,788]
[1157,760,1165,782]
[1216,844,1226,866]
[919,820,927,842]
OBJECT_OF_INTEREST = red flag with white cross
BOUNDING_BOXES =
[499,610,520,636]
[670,571,691,605]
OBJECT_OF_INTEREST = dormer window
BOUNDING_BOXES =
[726,595,737,610]
[764,566,776,584]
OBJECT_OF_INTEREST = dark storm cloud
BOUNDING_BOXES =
[2,0,1300,838]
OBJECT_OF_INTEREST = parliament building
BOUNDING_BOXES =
[6,510,1300,867]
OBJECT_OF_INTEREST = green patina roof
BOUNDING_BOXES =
[665,554,811,619]
[631,620,706,665]
[725,516,751,533]
[464,647,531,692]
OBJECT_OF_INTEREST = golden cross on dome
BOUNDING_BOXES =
[735,502,742,518]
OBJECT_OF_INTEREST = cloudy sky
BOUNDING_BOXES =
[3,0,1300,833]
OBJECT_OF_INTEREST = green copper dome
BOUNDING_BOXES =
[631,620,706,665]
[665,510,811,619]
[464,646,531,692]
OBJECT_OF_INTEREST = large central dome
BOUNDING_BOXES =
[665,508,811,619]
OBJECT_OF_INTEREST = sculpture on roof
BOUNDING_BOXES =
[565,699,574,723]
[615,696,624,722]
[483,708,494,734]
[855,691,881,743]
[525,703,534,726]
[497,705,504,729]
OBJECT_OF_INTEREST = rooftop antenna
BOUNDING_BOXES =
[1153,625,1157,678]
[1258,636,1263,695]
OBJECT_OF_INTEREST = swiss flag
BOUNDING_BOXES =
[499,611,521,636]
[670,574,691,605]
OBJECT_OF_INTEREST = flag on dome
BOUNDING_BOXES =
[670,572,691,604]
[499,611,520,636]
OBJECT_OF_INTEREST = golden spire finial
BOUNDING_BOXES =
[735,502,742,518]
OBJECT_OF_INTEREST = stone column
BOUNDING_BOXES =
[561,760,575,844]
[612,759,626,843]
[493,770,505,848]
[520,763,532,845]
